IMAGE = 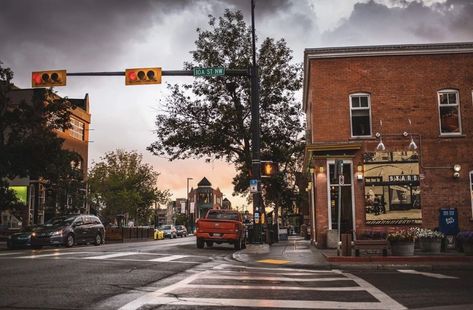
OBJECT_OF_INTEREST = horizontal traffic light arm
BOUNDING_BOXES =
[66,69,251,77]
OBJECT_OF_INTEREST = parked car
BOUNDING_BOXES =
[30,215,105,248]
[159,224,177,239]
[6,226,37,249]
[176,225,188,237]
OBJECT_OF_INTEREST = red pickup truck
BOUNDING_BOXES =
[195,209,246,250]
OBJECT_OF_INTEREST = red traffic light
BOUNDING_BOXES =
[32,70,67,87]
[125,67,162,85]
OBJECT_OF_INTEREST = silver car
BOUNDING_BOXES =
[159,224,177,239]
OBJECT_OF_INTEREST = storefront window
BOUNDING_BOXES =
[329,162,353,233]
[363,151,421,225]
[438,90,461,135]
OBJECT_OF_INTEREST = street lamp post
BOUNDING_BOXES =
[186,177,193,232]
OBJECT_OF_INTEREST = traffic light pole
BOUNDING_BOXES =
[66,69,250,77]
[250,0,263,244]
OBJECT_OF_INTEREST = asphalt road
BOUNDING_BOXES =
[1,238,472,309]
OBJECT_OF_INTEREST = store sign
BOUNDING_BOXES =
[388,175,419,183]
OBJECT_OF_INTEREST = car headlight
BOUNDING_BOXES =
[31,232,36,237]
[51,230,63,237]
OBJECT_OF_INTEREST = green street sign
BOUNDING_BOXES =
[193,67,225,77]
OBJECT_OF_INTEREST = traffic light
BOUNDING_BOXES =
[125,67,162,85]
[261,161,278,178]
[32,70,67,87]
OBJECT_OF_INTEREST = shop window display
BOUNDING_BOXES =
[363,151,421,225]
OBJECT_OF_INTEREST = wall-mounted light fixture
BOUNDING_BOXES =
[309,168,315,174]
[453,164,461,178]
[319,165,325,174]
[356,163,364,180]
[375,119,418,151]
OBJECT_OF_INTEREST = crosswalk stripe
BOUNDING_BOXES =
[148,255,188,262]
[185,284,365,291]
[84,252,141,259]
[17,252,88,259]
[204,275,352,282]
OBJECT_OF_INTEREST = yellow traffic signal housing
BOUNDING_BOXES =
[125,67,162,85]
[32,70,67,87]
[261,161,278,178]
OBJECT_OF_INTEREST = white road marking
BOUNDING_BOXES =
[185,284,365,291]
[85,252,141,259]
[148,255,188,262]
[117,264,407,310]
[204,275,352,282]
[343,272,407,310]
[0,251,24,256]
[17,251,90,259]
[214,263,333,273]
[397,269,459,279]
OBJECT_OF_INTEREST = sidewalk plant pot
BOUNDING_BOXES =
[387,228,416,256]
[418,238,442,253]
[390,241,415,256]
[455,231,473,255]
[415,228,444,253]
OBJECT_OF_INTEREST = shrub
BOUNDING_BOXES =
[415,228,444,239]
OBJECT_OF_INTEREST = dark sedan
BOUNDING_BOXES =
[31,215,105,248]
[6,226,37,249]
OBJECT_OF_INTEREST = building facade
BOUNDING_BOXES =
[3,88,91,226]
[188,177,223,219]
[303,43,473,248]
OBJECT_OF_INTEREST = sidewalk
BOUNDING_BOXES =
[233,236,473,270]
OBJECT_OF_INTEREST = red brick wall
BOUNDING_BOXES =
[308,52,473,235]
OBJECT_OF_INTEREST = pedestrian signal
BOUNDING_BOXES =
[32,70,67,87]
[125,67,162,85]
[261,161,278,178]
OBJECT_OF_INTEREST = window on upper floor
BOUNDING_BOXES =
[350,93,372,137]
[438,90,461,135]
[70,117,85,141]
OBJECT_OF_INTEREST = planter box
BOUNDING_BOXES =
[390,241,415,256]
[419,238,442,253]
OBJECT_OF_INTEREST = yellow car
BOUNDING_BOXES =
[154,229,164,240]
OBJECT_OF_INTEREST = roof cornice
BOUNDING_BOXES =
[302,42,473,112]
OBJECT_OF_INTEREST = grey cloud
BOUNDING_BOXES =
[322,0,473,46]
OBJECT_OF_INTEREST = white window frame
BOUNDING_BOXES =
[349,93,372,138]
[437,89,462,136]
[70,117,85,141]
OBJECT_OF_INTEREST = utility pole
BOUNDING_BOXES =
[186,177,193,232]
[250,0,262,244]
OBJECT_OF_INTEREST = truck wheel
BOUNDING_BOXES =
[234,238,241,250]
[206,241,213,248]
[196,238,205,249]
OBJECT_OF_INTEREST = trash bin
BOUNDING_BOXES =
[300,224,308,238]
[279,227,288,241]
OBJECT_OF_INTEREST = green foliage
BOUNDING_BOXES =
[88,149,170,225]
[174,213,188,226]
[147,10,305,210]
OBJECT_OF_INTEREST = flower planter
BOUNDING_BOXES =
[390,241,415,256]
[463,243,473,256]
[419,238,442,253]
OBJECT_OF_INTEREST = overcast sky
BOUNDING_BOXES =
[1,0,472,208]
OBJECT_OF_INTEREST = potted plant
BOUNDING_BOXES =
[387,228,416,256]
[456,231,473,256]
[416,228,444,253]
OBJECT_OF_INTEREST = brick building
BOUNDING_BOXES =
[303,42,473,248]
[188,177,223,219]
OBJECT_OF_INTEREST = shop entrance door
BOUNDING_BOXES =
[328,160,354,234]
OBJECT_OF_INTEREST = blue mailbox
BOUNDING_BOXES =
[438,208,459,235]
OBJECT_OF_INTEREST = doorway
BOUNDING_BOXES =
[327,160,354,234]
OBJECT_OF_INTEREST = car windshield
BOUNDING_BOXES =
[207,212,239,220]
[45,216,76,226]
[160,225,171,230]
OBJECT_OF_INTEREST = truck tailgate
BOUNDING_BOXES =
[198,220,238,233]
